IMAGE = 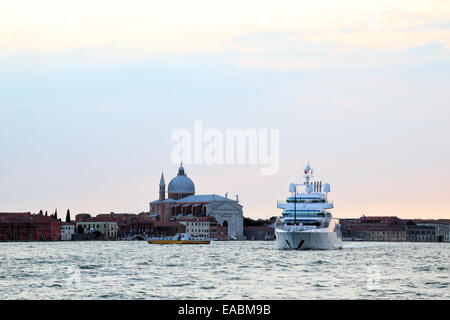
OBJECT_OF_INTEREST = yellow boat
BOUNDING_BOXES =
[147,233,211,245]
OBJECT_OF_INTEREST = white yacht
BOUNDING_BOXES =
[275,163,343,250]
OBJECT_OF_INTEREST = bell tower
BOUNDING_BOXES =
[159,172,166,201]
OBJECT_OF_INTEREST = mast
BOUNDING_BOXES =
[294,185,297,225]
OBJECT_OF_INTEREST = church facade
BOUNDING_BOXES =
[149,164,244,240]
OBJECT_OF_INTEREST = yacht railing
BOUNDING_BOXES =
[278,200,334,205]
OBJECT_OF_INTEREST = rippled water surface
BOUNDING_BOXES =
[0,241,448,299]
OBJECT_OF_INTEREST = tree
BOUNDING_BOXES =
[66,209,71,223]
[54,209,58,220]
[243,217,268,226]
[45,211,48,216]
[39,210,43,215]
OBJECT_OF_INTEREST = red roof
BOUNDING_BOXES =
[414,219,450,225]
[122,216,155,224]
[154,221,184,227]
[356,216,404,224]
[347,226,406,232]
[0,212,31,220]
[0,212,60,223]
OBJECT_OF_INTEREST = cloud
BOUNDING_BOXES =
[1,1,450,56]
[228,29,450,70]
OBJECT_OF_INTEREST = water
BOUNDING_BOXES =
[0,241,448,299]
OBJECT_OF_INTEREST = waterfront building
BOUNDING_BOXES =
[75,220,118,239]
[0,212,61,241]
[75,213,92,221]
[340,216,409,241]
[367,229,407,241]
[95,213,136,222]
[86,213,155,239]
[340,216,447,242]
[178,216,214,238]
[413,220,450,242]
[61,222,75,241]
[210,219,228,240]
[0,212,36,241]
[118,216,154,239]
[149,164,244,239]
[153,220,185,236]
[405,225,436,242]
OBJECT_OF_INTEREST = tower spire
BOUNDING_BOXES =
[159,171,166,201]
[159,172,165,186]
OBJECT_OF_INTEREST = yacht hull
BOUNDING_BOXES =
[275,229,342,250]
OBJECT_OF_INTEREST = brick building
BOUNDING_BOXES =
[118,216,154,239]
[153,221,186,236]
[209,217,228,240]
[340,215,444,242]
[340,216,410,241]
[0,212,61,241]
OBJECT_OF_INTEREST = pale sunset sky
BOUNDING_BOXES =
[1,0,449,219]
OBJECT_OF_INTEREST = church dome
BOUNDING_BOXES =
[168,164,195,195]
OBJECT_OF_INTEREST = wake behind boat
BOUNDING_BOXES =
[147,233,210,245]
[275,163,343,250]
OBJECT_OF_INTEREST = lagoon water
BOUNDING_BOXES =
[0,241,448,300]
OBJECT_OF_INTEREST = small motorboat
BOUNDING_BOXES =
[147,233,211,244]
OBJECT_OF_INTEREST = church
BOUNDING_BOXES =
[149,164,244,240]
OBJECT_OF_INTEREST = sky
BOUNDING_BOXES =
[1,0,449,220]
